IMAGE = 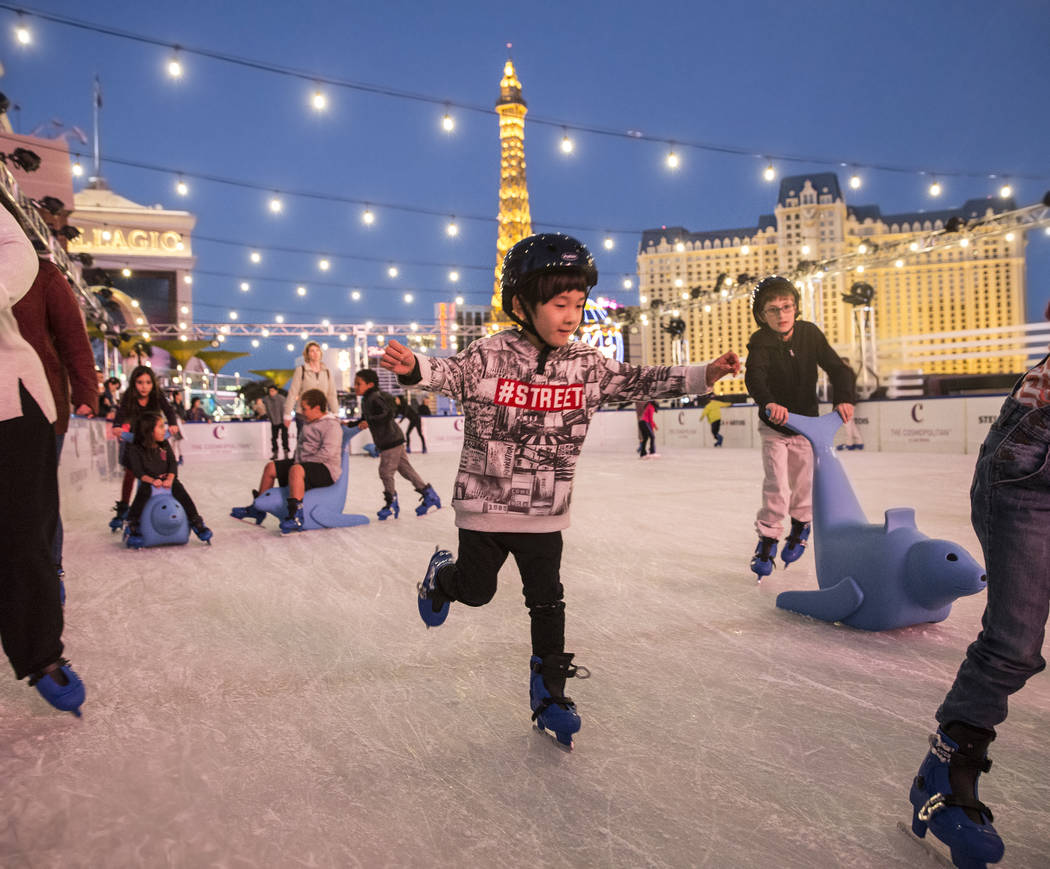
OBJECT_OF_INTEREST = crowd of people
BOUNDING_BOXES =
[3,219,1046,869]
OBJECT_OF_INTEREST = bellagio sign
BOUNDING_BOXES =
[69,227,185,255]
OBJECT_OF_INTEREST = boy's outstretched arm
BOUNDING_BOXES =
[705,351,741,387]
[380,339,416,377]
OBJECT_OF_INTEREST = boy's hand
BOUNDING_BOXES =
[169,425,179,436]
[835,403,854,423]
[357,420,369,430]
[380,339,416,375]
[705,351,741,387]
[766,403,789,425]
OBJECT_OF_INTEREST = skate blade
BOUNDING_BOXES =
[896,821,956,868]
[534,722,574,752]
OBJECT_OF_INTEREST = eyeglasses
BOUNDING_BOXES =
[763,303,796,317]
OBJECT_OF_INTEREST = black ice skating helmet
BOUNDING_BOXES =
[751,275,801,327]
[500,233,598,325]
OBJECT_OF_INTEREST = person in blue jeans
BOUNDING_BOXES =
[909,348,1050,868]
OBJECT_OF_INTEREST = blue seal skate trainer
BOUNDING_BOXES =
[750,536,778,579]
[230,503,267,525]
[123,523,144,550]
[529,653,589,751]
[29,659,85,717]
[415,485,441,517]
[909,727,1004,869]
[781,519,811,566]
[377,494,400,521]
[279,505,305,534]
[417,547,454,627]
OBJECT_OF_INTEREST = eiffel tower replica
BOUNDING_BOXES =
[490,54,533,331]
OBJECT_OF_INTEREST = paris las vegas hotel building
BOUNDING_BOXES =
[636,173,1026,392]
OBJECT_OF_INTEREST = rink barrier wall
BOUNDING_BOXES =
[58,395,1009,509]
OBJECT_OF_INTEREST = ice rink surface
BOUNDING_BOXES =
[2,445,1048,868]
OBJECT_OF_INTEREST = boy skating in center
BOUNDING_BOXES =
[380,233,740,749]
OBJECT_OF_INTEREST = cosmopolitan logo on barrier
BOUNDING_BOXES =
[911,403,924,423]
[453,418,464,431]
[494,378,584,411]
[212,425,227,439]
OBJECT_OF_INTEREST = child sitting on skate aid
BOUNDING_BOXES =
[123,412,212,548]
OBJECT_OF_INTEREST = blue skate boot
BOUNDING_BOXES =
[190,516,213,543]
[29,659,85,717]
[377,493,400,521]
[750,536,778,579]
[279,501,304,534]
[109,500,129,532]
[529,653,590,750]
[781,518,811,567]
[415,484,441,517]
[124,522,144,549]
[909,724,1004,869]
[417,547,453,627]
[231,495,267,525]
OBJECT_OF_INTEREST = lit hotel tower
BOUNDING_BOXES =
[491,54,533,320]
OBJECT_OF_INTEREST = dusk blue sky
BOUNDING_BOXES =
[3,0,1048,370]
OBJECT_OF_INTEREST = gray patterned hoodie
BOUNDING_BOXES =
[405,329,710,532]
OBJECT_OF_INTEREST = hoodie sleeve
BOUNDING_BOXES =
[407,351,467,403]
[743,336,778,409]
[595,353,708,404]
[815,331,858,405]
[284,366,303,417]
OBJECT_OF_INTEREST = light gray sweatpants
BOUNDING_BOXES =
[378,444,426,497]
[755,425,813,539]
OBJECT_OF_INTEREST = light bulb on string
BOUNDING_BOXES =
[449,270,459,282]
[14,17,31,45]
[311,89,327,112]
[296,285,307,297]
[740,244,750,255]
[849,173,862,190]
[928,179,942,197]
[318,258,330,271]
[275,315,285,323]
[229,311,238,320]
[441,110,454,132]
[666,148,680,170]
[763,163,776,182]
[175,177,188,196]
[404,293,414,303]
[167,53,183,79]
[999,184,1013,198]
[560,130,574,154]
[362,207,375,225]
[251,339,259,348]
[71,158,84,178]
[250,250,261,264]
[446,218,459,237]
[623,277,632,289]
[603,236,615,250]
[121,267,132,277]
[286,343,294,352]
[240,281,250,292]
[388,266,399,278]
[455,296,464,306]
[350,290,361,301]
[269,196,283,213]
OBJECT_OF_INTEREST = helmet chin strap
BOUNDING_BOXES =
[511,302,556,374]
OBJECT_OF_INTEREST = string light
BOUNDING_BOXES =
[929,180,942,197]
[441,111,454,132]
[623,278,632,289]
[296,285,307,296]
[801,244,811,255]
[763,163,776,182]
[311,89,328,112]
[101,229,112,241]
[167,53,183,79]
[362,207,375,225]
[318,258,330,271]
[740,244,750,255]
[262,329,270,337]
[603,236,614,250]
[183,276,192,285]
[286,343,294,352]
[121,267,132,277]
[71,158,84,177]
[250,250,261,263]
[849,173,862,190]
[404,293,414,303]
[251,339,260,348]
[365,321,374,330]
[666,149,680,170]
[350,290,361,300]
[229,311,238,320]
[455,296,464,305]
[180,305,189,314]
[275,314,285,323]
[339,334,347,341]
[895,259,904,268]
[999,184,1013,198]
[240,281,250,292]
[300,331,309,340]
[14,16,31,45]
[268,196,283,213]
[675,242,685,252]
[130,300,140,308]
[446,218,459,237]
[560,131,574,154]
[388,266,399,278]
[1005,232,1015,242]
[449,270,459,282]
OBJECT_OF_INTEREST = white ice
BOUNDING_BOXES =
[2,444,1048,868]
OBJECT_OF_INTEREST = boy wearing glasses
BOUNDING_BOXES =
[744,276,856,578]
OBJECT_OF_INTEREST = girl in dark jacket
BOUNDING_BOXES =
[124,412,211,546]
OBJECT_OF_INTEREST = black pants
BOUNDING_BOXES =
[711,419,721,439]
[0,383,63,680]
[128,479,200,524]
[405,419,426,451]
[270,422,289,455]
[638,420,655,454]
[439,529,565,657]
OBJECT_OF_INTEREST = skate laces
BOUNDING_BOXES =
[28,658,72,687]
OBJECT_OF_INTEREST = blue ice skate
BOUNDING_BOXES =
[415,485,441,517]
[29,659,85,717]
[123,523,144,550]
[909,727,1003,869]
[230,503,267,525]
[109,500,128,532]
[190,516,213,543]
[781,518,811,566]
[417,547,453,627]
[279,504,305,534]
[529,653,589,750]
[750,536,777,579]
[378,494,399,521]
